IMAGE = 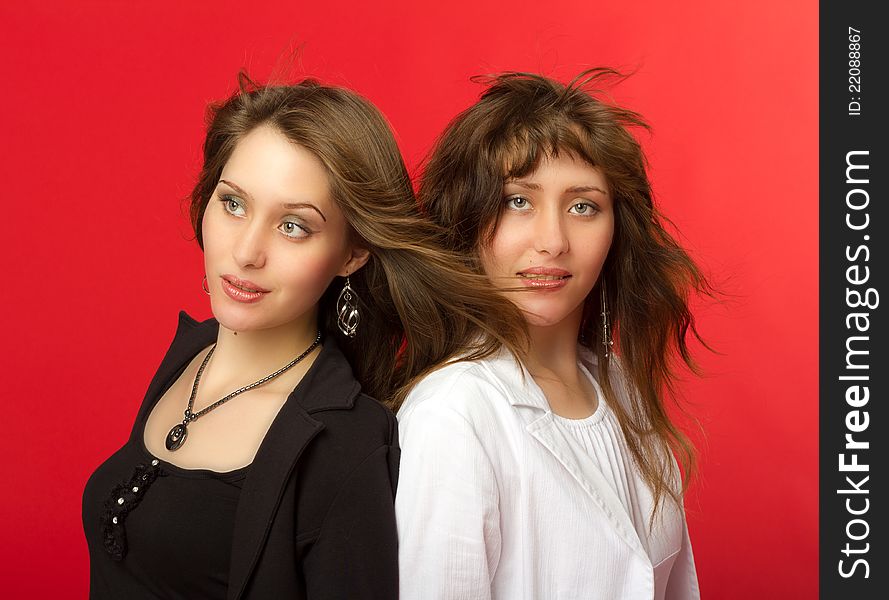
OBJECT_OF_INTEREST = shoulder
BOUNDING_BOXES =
[291,392,399,537]
[332,392,397,445]
[399,357,516,420]
[308,393,398,461]
[298,337,398,452]
[397,354,525,449]
[293,392,398,499]
[395,360,511,494]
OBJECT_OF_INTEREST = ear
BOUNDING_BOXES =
[338,245,371,277]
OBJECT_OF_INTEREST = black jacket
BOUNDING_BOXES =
[130,312,400,599]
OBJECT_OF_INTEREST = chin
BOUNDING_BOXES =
[519,308,573,328]
[213,314,263,334]
[210,301,270,333]
[516,297,586,330]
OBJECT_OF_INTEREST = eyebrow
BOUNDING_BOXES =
[219,179,327,222]
[565,185,608,195]
[506,180,542,191]
[505,180,608,196]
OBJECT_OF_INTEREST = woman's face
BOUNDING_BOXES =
[480,153,614,329]
[202,125,367,334]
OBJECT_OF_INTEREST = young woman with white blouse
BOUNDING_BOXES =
[395,70,710,599]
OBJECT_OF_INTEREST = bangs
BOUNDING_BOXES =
[498,120,595,180]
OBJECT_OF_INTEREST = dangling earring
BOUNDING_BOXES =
[336,275,360,338]
[201,276,210,296]
[600,280,614,359]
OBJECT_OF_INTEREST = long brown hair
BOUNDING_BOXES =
[189,73,526,406]
[418,69,712,514]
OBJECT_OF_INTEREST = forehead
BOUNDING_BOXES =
[221,125,333,207]
[505,152,609,191]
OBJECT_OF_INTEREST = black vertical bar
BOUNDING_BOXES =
[820,1,887,597]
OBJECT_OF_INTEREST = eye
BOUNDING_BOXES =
[505,195,531,210]
[569,201,599,216]
[279,219,311,239]
[219,194,246,217]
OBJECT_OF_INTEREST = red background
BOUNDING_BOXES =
[0,1,817,597]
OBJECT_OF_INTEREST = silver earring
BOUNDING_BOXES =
[336,276,360,338]
[600,281,613,359]
[202,276,210,296]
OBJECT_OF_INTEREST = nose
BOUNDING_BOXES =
[232,222,268,269]
[533,208,570,256]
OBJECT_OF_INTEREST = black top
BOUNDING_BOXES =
[82,312,400,600]
[83,343,248,599]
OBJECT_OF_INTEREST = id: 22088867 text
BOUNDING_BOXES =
[848,27,863,116]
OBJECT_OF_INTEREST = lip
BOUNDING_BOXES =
[220,274,270,303]
[516,267,572,290]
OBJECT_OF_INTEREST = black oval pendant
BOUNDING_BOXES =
[165,423,188,451]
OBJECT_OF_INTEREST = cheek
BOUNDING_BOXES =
[278,239,348,291]
[478,247,496,279]
[588,233,613,262]
[481,222,524,276]
[479,241,510,280]
[576,225,614,277]
[201,208,224,262]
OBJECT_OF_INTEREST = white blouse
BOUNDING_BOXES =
[395,348,700,600]
[551,385,649,551]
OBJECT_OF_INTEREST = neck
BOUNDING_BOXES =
[522,305,600,419]
[210,313,320,386]
[523,306,583,381]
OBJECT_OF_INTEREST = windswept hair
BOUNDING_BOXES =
[189,73,526,407]
[418,69,712,516]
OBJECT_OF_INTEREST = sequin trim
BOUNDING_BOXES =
[101,460,166,560]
